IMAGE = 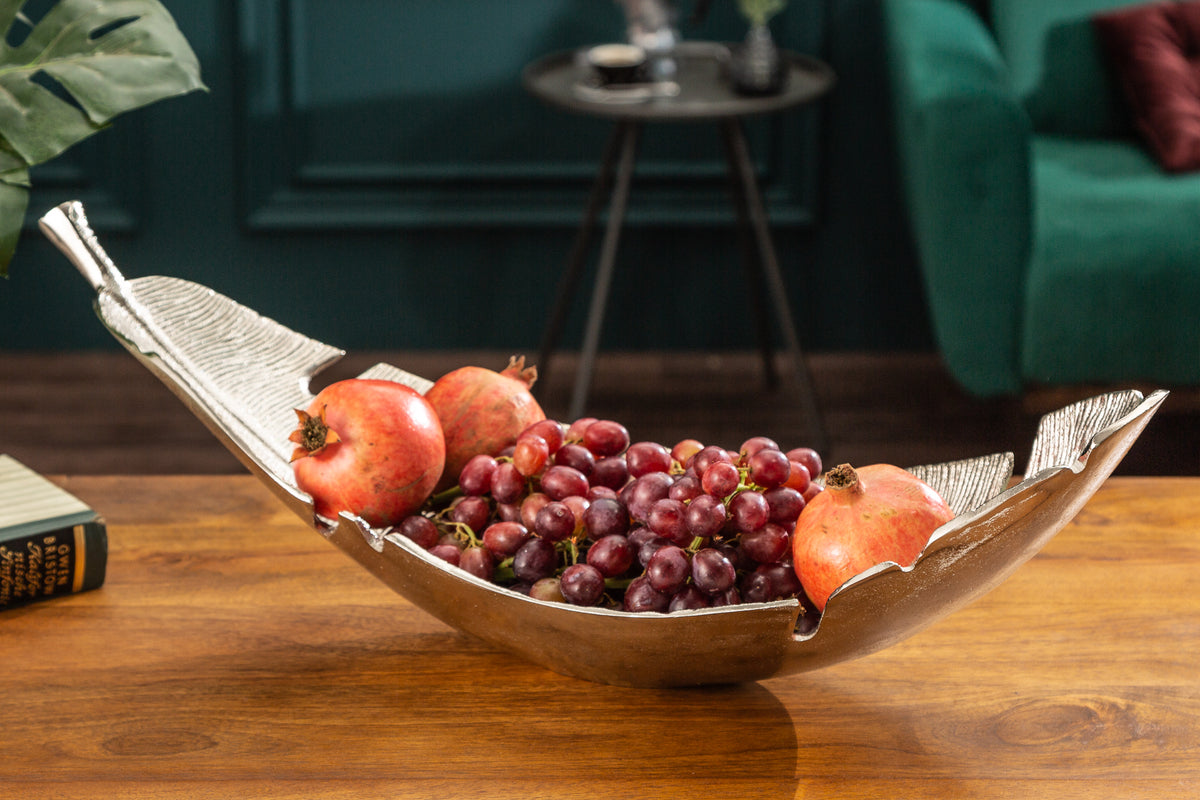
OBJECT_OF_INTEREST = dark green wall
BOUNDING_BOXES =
[2,0,933,355]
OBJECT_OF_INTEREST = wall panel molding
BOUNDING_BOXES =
[235,0,826,231]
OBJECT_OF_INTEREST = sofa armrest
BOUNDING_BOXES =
[883,0,1032,396]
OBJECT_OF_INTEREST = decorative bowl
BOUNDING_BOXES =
[40,201,1167,688]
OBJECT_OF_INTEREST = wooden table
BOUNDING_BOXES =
[5,475,1198,798]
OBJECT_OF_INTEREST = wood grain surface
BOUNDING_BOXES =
[2,475,1197,799]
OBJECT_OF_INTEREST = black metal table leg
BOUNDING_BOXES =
[568,120,642,422]
[720,118,828,453]
[537,124,627,386]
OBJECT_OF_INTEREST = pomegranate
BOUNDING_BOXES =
[792,463,954,611]
[424,356,545,490]
[290,379,445,527]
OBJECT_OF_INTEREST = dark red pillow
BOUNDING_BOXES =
[1094,0,1200,172]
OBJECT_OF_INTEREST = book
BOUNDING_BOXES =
[1,454,107,610]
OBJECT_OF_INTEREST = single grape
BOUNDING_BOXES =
[582,496,630,540]
[709,586,742,607]
[534,501,576,541]
[625,441,672,478]
[692,445,733,476]
[529,576,565,603]
[739,522,790,563]
[756,562,804,598]
[647,498,689,544]
[513,434,550,477]
[747,448,790,489]
[496,502,522,522]
[625,471,674,522]
[429,543,462,566]
[685,493,727,538]
[591,456,629,490]
[459,546,495,581]
[459,454,498,495]
[691,548,737,594]
[397,515,439,549]
[668,473,703,503]
[786,447,823,482]
[489,461,526,505]
[512,537,557,582]
[586,533,634,577]
[587,485,619,501]
[481,520,530,560]
[560,563,606,606]
[522,419,565,454]
[645,544,691,594]
[623,575,670,612]
[739,436,780,460]
[565,416,598,443]
[540,464,590,500]
[669,585,711,612]
[553,443,595,476]
[783,460,812,493]
[519,492,551,530]
[729,490,770,532]
[561,494,590,537]
[763,486,805,525]
[583,419,630,457]
[740,570,774,603]
[802,482,822,503]
[671,438,705,468]
[701,461,741,499]
[450,495,491,533]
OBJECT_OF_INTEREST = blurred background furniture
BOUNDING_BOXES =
[883,0,1200,397]
[523,44,834,445]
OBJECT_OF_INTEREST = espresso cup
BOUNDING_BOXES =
[586,44,647,85]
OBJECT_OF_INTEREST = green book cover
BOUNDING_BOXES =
[0,454,107,609]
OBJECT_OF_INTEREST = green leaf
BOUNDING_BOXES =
[0,166,30,277]
[0,0,207,168]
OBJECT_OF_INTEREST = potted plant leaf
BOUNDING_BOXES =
[0,0,205,276]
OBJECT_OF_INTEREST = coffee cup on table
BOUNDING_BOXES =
[586,44,647,85]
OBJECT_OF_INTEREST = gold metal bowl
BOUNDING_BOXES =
[41,201,1167,688]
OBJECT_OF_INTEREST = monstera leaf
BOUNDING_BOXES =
[0,0,206,275]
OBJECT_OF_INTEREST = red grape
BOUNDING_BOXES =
[587,534,634,577]
[513,537,557,582]
[701,461,740,498]
[692,445,733,476]
[397,515,439,549]
[481,520,530,560]
[685,493,727,538]
[519,492,551,530]
[669,585,712,611]
[646,545,691,594]
[522,419,565,454]
[429,543,462,566]
[786,447,823,482]
[591,456,629,490]
[626,441,672,478]
[450,495,491,533]
[583,420,630,457]
[582,497,629,539]
[623,575,670,612]
[553,443,595,476]
[747,448,790,489]
[534,501,576,541]
[739,436,779,460]
[729,489,769,532]
[540,465,589,500]
[739,522,790,563]
[459,454,498,495]
[489,461,525,504]
[513,434,550,476]
[647,498,689,544]
[560,563,605,606]
[671,438,704,467]
[764,486,805,525]
[459,546,495,581]
[692,548,736,594]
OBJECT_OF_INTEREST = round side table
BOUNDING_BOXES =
[523,42,835,449]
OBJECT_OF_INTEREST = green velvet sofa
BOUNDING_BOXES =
[883,0,1200,396]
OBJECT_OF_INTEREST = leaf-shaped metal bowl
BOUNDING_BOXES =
[40,201,1168,688]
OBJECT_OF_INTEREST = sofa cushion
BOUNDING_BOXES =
[1093,0,1200,172]
[1022,136,1200,384]
[990,0,1142,136]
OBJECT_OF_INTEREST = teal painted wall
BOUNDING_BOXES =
[2,0,932,355]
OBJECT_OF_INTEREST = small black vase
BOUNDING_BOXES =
[730,24,787,96]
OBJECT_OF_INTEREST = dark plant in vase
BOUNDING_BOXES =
[730,0,787,95]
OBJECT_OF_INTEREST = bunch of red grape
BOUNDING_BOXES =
[395,417,823,613]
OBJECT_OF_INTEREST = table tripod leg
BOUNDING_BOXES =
[538,124,626,386]
[720,119,828,454]
[569,121,641,422]
[721,128,780,389]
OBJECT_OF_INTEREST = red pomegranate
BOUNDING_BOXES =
[290,379,445,527]
[424,356,545,490]
[792,463,955,611]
